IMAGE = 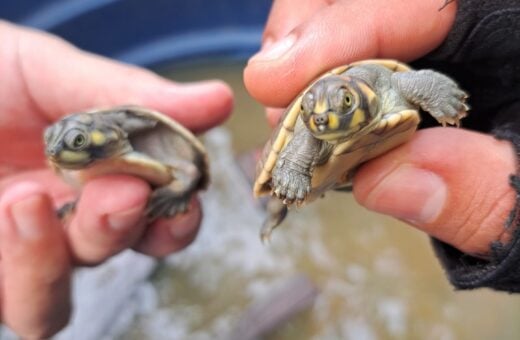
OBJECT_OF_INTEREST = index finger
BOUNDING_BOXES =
[0,21,233,133]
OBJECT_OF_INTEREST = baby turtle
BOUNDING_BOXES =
[44,105,209,220]
[254,59,468,242]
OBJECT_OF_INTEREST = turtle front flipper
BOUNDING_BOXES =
[271,125,322,205]
[392,70,469,126]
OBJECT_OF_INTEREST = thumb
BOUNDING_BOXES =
[353,128,517,256]
[0,182,71,338]
[244,0,456,108]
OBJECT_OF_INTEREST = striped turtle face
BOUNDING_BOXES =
[44,113,130,169]
[300,75,379,142]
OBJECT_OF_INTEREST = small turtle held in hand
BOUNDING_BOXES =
[254,59,469,242]
[44,105,209,220]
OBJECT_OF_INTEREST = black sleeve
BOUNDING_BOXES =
[411,0,520,292]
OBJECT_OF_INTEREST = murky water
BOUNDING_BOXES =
[120,63,520,340]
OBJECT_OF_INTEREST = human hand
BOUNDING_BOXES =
[0,21,233,338]
[244,0,517,256]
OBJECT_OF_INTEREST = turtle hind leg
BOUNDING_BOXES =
[146,159,202,221]
[146,187,192,221]
[260,198,289,244]
[392,70,469,126]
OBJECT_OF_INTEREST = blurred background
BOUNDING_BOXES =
[2,1,520,339]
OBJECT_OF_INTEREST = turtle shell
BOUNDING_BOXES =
[253,59,418,203]
[46,105,209,191]
[105,106,210,190]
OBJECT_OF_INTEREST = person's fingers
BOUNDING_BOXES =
[0,22,234,171]
[133,198,202,257]
[66,175,151,266]
[1,171,203,261]
[262,0,329,43]
[244,0,457,107]
[0,169,74,205]
[353,128,517,256]
[0,182,71,339]
[265,107,286,127]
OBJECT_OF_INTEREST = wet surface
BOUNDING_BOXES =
[120,63,520,340]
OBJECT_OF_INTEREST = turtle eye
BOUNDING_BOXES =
[64,129,89,150]
[344,93,353,107]
[73,134,86,148]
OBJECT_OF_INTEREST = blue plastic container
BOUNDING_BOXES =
[1,0,271,67]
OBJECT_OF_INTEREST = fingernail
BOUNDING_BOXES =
[170,202,200,239]
[11,194,47,240]
[364,165,447,224]
[170,213,197,239]
[107,205,143,231]
[249,34,297,62]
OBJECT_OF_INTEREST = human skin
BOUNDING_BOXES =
[244,0,517,256]
[0,21,233,338]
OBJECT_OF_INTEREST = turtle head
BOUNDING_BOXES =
[44,112,131,169]
[300,75,379,142]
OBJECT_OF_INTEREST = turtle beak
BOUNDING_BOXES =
[308,112,329,134]
[45,145,61,162]
[310,112,340,134]
[313,113,329,131]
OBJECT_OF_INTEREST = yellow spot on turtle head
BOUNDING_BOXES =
[328,113,339,130]
[59,150,90,163]
[356,82,376,103]
[90,130,106,146]
[313,99,328,114]
[350,108,366,128]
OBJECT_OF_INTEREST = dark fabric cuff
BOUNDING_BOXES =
[406,0,520,291]
[413,1,520,135]
[431,106,520,292]
[427,0,520,61]
[424,1,520,292]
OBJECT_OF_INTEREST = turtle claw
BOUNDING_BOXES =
[437,110,467,128]
[452,116,462,128]
[271,166,311,205]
